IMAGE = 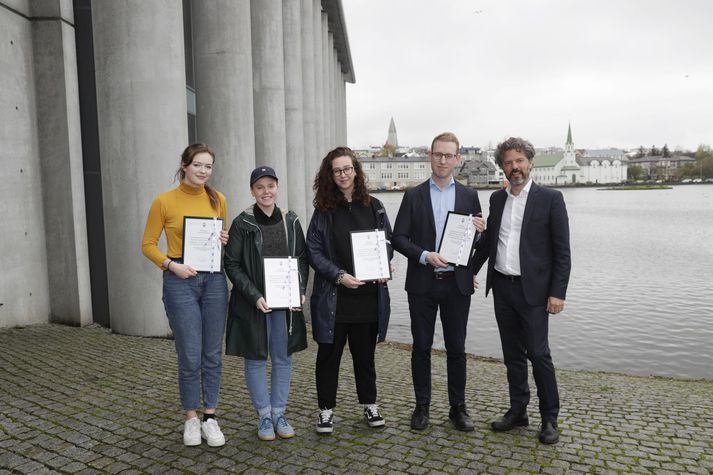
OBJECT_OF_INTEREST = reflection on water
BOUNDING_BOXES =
[375,186,713,380]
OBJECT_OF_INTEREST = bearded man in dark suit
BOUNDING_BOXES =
[473,137,571,444]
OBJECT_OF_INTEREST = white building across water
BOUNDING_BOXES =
[531,125,628,185]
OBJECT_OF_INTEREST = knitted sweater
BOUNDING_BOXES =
[141,182,227,268]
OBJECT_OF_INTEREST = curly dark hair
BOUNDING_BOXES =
[313,146,371,212]
[494,137,535,167]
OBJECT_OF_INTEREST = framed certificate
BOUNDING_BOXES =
[437,212,477,267]
[350,229,391,282]
[263,257,301,310]
[181,216,224,273]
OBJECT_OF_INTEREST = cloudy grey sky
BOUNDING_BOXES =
[342,0,713,151]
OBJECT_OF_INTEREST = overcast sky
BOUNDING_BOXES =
[342,0,713,151]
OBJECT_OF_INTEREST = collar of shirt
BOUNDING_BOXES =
[429,176,455,191]
[505,178,533,198]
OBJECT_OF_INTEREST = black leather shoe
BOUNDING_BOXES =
[539,420,559,444]
[410,404,429,430]
[491,408,529,432]
[449,404,474,432]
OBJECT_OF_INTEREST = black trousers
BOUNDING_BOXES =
[492,272,560,422]
[316,321,379,409]
[408,279,471,407]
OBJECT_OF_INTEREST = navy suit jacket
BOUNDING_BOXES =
[392,179,482,296]
[473,182,571,306]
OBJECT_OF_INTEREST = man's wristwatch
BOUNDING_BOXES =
[335,269,345,285]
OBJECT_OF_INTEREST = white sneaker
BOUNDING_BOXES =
[183,417,201,446]
[201,418,226,447]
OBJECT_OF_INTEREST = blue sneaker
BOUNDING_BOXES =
[273,414,295,439]
[257,415,275,441]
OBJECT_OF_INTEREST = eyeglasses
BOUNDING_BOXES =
[332,166,354,177]
[431,152,458,161]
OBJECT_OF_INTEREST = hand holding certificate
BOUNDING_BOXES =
[437,212,477,267]
[350,229,391,282]
[182,216,224,272]
[263,257,301,310]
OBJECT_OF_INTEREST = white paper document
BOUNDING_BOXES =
[263,257,301,309]
[182,216,223,272]
[350,229,391,282]
[437,212,476,267]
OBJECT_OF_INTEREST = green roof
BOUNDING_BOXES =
[566,123,573,145]
[533,153,563,168]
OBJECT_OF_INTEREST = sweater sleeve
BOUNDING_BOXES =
[218,192,228,228]
[141,197,168,268]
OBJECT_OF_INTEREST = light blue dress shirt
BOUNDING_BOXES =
[419,177,455,271]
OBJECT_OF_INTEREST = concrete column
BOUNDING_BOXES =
[251,0,288,208]
[336,68,344,144]
[192,0,255,214]
[93,0,187,336]
[335,66,343,145]
[0,3,51,327]
[301,0,317,218]
[31,1,92,326]
[312,1,325,162]
[330,41,338,146]
[282,0,306,221]
[340,74,348,144]
[321,14,331,149]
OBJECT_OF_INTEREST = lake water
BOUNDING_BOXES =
[374,185,713,380]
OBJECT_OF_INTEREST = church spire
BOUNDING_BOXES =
[387,117,398,148]
[564,122,575,156]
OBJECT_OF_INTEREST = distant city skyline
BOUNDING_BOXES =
[342,0,713,151]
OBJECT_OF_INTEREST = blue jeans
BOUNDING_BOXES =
[162,271,228,411]
[244,310,292,416]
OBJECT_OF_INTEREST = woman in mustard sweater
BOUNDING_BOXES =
[141,143,229,447]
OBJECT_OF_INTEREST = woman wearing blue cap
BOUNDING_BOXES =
[224,166,309,441]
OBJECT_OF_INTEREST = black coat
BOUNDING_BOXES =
[306,197,393,344]
[472,182,571,306]
[223,207,309,359]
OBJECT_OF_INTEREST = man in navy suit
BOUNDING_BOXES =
[393,132,485,431]
[473,137,571,444]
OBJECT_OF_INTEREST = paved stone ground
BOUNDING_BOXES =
[0,324,711,474]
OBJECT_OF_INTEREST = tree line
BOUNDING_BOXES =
[628,144,713,181]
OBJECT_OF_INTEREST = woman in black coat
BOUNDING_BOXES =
[306,146,393,434]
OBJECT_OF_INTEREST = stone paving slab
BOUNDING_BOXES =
[0,324,711,474]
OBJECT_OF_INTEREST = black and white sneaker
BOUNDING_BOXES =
[364,404,385,427]
[316,408,334,434]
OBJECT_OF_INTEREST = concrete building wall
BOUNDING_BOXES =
[301,0,317,218]
[32,15,93,327]
[192,0,256,213]
[93,0,187,336]
[312,1,325,164]
[321,14,330,150]
[1,0,354,333]
[0,4,51,327]
[251,0,288,208]
[282,0,307,221]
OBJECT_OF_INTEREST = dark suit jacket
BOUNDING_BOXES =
[393,179,482,296]
[473,182,571,307]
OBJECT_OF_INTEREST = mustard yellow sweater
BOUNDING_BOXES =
[142,182,228,268]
